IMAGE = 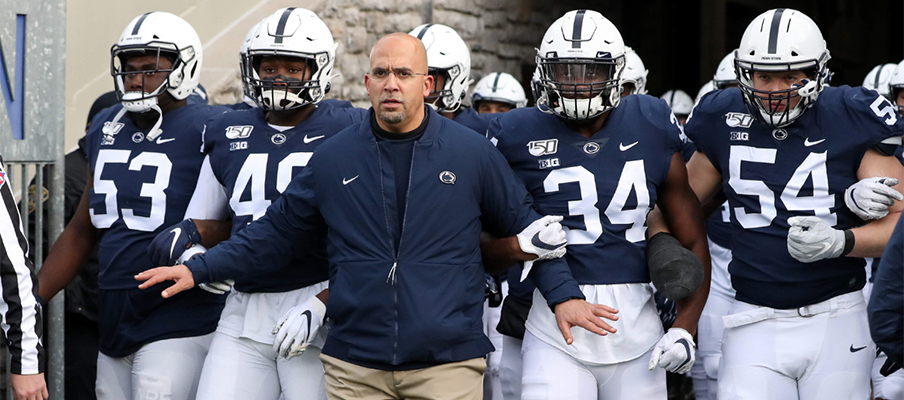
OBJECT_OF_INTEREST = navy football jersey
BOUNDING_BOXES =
[84,103,231,356]
[686,86,904,308]
[85,103,230,288]
[491,95,685,284]
[203,103,368,293]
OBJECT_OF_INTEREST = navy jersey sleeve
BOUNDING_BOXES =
[185,158,326,284]
[683,91,724,174]
[844,86,904,155]
[649,98,686,155]
[868,216,904,366]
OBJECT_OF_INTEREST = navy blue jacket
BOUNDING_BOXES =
[869,216,904,366]
[185,107,581,369]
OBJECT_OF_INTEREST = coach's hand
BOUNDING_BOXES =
[553,299,618,345]
[10,373,48,400]
[273,296,327,360]
[135,265,196,298]
[845,177,903,220]
[148,219,202,266]
[649,327,696,374]
[787,216,850,263]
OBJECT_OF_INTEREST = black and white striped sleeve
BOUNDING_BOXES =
[0,162,44,374]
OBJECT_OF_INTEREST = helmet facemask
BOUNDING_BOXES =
[425,65,465,112]
[244,51,331,111]
[734,56,828,128]
[537,54,625,120]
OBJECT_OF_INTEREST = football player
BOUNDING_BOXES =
[145,8,366,400]
[672,9,904,399]
[36,12,230,400]
[621,46,648,97]
[889,60,904,114]
[864,63,897,100]
[660,89,694,125]
[409,24,496,135]
[489,9,711,399]
[713,51,740,90]
[471,72,527,114]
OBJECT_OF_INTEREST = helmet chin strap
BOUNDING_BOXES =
[145,104,164,141]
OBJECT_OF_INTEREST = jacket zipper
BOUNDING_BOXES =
[376,142,417,365]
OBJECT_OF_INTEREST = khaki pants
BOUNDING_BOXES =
[321,354,486,400]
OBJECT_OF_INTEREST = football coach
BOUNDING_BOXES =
[137,32,618,400]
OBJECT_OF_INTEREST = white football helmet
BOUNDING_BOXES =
[622,46,648,95]
[537,10,626,120]
[734,8,831,128]
[713,51,738,89]
[109,12,203,140]
[471,72,527,109]
[888,60,904,113]
[694,80,716,105]
[409,24,472,112]
[243,8,335,110]
[661,90,694,116]
[863,63,897,98]
[238,21,263,107]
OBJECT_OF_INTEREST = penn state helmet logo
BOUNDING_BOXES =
[132,132,145,143]
[772,129,788,140]
[439,171,456,185]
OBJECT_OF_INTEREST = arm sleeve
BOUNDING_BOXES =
[185,160,326,284]
[0,163,44,374]
[847,87,904,154]
[868,217,904,366]
[478,144,584,307]
[183,155,229,220]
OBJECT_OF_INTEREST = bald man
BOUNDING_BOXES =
[136,33,613,400]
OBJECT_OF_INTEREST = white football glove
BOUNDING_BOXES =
[517,215,567,260]
[649,327,696,374]
[845,177,903,220]
[787,216,847,263]
[273,296,327,360]
[516,215,568,281]
[199,280,235,295]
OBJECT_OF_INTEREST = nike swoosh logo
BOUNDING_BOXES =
[300,310,313,343]
[342,175,359,185]
[303,135,325,144]
[156,137,176,144]
[850,345,867,353]
[804,138,825,147]
[169,227,182,259]
[619,141,639,151]
[530,232,562,251]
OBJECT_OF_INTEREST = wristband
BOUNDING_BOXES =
[841,229,855,256]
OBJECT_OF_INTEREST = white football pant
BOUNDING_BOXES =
[521,331,666,400]
[484,280,507,400]
[500,335,523,400]
[96,333,214,400]
[718,291,873,400]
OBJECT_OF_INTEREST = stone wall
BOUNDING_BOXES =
[210,0,585,107]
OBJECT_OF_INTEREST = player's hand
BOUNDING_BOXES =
[517,215,567,261]
[648,327,696,374]
[10,373,48,400]
[148,219,202,266]
[200,280,235,295]
[787,216,847,263]
[845,177,903,220]
[553,299,618,345]
[273,296,327,360]
[135,265,196,298]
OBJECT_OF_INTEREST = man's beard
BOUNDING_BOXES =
[378,96,406,124]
